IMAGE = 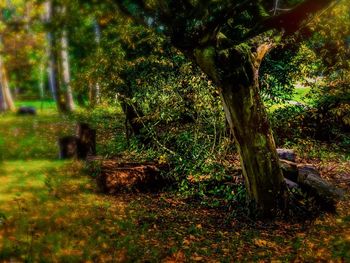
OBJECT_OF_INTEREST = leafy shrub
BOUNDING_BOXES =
[270,105,306,144]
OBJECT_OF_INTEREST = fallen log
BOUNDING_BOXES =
[297,164,344,210]
[284,178,299,189]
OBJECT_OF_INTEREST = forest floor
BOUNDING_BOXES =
[0,104,349,262]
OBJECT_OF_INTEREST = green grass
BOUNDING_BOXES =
[0,111,73,160]
[15,99,57,111]
[0,160,64,204]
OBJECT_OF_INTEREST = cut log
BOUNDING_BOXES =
[58,136,79,159]
[279,161,344,210]
[297,164,321,182]
[285,178,299,189]
[297,164,344,210]
[277,148,296,162]
[76,123,96,159]
[87,157,169,193]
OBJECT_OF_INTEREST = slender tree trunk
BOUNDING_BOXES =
[0,54,15,112]
[89,20,102,108]
[46,31,58,102]
[47,31,67,112]
[60,30,75,111]
[89,82,96,107]
[39,63,45,99]
[194,44,286,215]
[0,82,7,112]
[120,99,144,137]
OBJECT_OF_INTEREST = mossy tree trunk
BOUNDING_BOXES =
[194,43,286,214]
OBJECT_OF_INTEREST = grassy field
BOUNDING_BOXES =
[0,103,349,262]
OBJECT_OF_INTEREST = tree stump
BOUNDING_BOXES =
[58,136,79,159]
[76,123,96,159]
[58,123,96,160]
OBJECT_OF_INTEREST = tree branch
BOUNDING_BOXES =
[246,0,338,38]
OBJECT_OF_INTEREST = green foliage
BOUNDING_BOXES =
[0,0,46,100]
[267,0,350,147]
[260,46,298,104]
[270,103,350,147]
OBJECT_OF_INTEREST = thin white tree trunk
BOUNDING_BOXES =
[44,0,59,103]
[90,20,101,106]
[39,62,45,99]
[60,30,75,111]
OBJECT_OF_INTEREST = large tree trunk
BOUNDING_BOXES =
[0,54,16,112]
[194,44,285,215]
[219,62,285,214]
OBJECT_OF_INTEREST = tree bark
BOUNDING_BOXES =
[0,82,6,112]
[76,123,96,159]
[120,99,145,137]
[45,0,67,112]
[194,44,285,214]
[60,30,75,111]
[0,53,16,112]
